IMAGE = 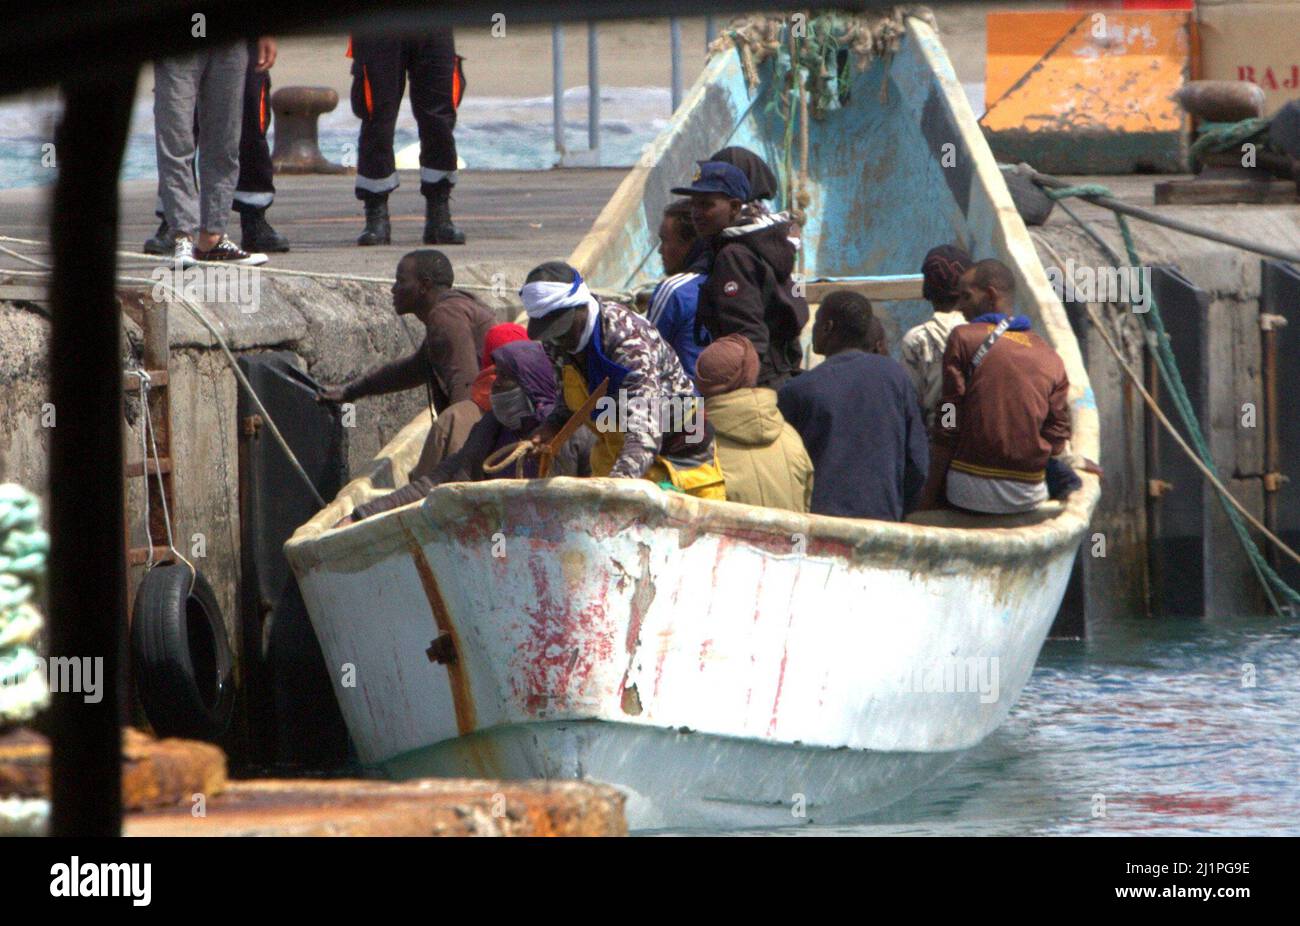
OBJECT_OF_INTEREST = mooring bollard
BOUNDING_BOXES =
[1172,80,1266,123]
[270,86,349,175]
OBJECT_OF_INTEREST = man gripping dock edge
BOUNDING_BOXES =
[523,262,726,499]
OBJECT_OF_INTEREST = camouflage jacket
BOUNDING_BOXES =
[544,301,711,478]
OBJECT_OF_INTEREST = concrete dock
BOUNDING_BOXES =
[0,168,628,282]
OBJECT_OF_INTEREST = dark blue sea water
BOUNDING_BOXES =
[706,614,1300,836]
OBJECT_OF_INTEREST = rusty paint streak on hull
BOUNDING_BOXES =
[400,522,477,736]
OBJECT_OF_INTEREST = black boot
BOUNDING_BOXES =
[357,194,391,246]
[237,204,290,253]
[423,180,465,245]
[143,219,174,255]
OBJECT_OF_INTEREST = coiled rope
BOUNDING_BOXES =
[1188,117,1272,165]
[1044,183,1300,614]
[481,440,536,477]
[0,485,49,728]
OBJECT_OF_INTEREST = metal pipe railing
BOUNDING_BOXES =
[586,21,600,160]
[670,17,683,113]
[552,17,698,163]
[552,24,566,156]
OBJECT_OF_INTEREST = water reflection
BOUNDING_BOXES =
[696,614,1300,836]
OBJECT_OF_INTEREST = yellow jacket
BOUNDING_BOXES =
[705,387,812,512]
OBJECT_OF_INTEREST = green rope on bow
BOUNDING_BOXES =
[1046,184,1300,614]
[1188,117,1272,164]
[0,484,49,727]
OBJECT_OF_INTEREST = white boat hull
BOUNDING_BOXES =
[288,478,1087,829]
[385,721,962,830]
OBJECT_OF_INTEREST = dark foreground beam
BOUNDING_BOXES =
[0,1,964,97]
[47,66,139,837]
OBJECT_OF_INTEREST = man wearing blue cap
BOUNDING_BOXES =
[672,160,809,387]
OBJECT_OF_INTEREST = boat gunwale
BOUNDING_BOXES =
[286,473,1097,577]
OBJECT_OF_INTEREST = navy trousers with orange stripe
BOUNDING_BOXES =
[350,29,461,201]
[234,54,274,210]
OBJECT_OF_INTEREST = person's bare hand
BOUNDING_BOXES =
[256,37,278,71]
[529,421,560,447]
[317,384,347,404]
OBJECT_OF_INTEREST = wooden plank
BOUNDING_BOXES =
[123,369,168,390]
[1154,179,1296,205]
[0,284,50,302]
[125,457,172,478]
[804,276,925,303]
[127,546,174,566]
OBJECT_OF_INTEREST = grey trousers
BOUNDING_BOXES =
[154,43,248,237]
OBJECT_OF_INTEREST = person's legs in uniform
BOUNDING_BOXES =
[350,34,404,245]
[154,53,205,262]
[408,28,465,244]
[233,41,288,252]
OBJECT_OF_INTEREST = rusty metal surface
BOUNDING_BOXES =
[1,728,226,811]
[981,11,1192,174]
[124,777,626,836]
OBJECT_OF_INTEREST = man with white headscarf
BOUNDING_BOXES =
[521,260,725,499]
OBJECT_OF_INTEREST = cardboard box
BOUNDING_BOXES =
[1198,2,1300,114]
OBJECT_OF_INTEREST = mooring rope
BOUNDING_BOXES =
[1044,183,1300,613]
[125,368,199,590]
[0,251,327,509]
[1188,116,1272,164]
[0,234,635,305]
[0,485,49,728]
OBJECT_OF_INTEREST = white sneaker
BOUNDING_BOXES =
[195,235,268,266]
[172,236,195,268]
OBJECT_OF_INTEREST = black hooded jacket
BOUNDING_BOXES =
[710,145,779,201]
[697,213,809,387]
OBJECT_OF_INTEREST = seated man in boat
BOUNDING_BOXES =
[318,249,495,414]
[522,261,726,499]
[672,161,809,388]
[648,200,711,378]
[778,291,928,521]
[901,244,973,430]
[917,259,1072,514]
[407,322,528,480]
[695,334,813,512]
[343,340,593,522]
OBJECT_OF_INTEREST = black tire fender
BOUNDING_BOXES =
[130,563,235,741]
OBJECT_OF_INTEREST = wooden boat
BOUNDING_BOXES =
[285,14,1100,830]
